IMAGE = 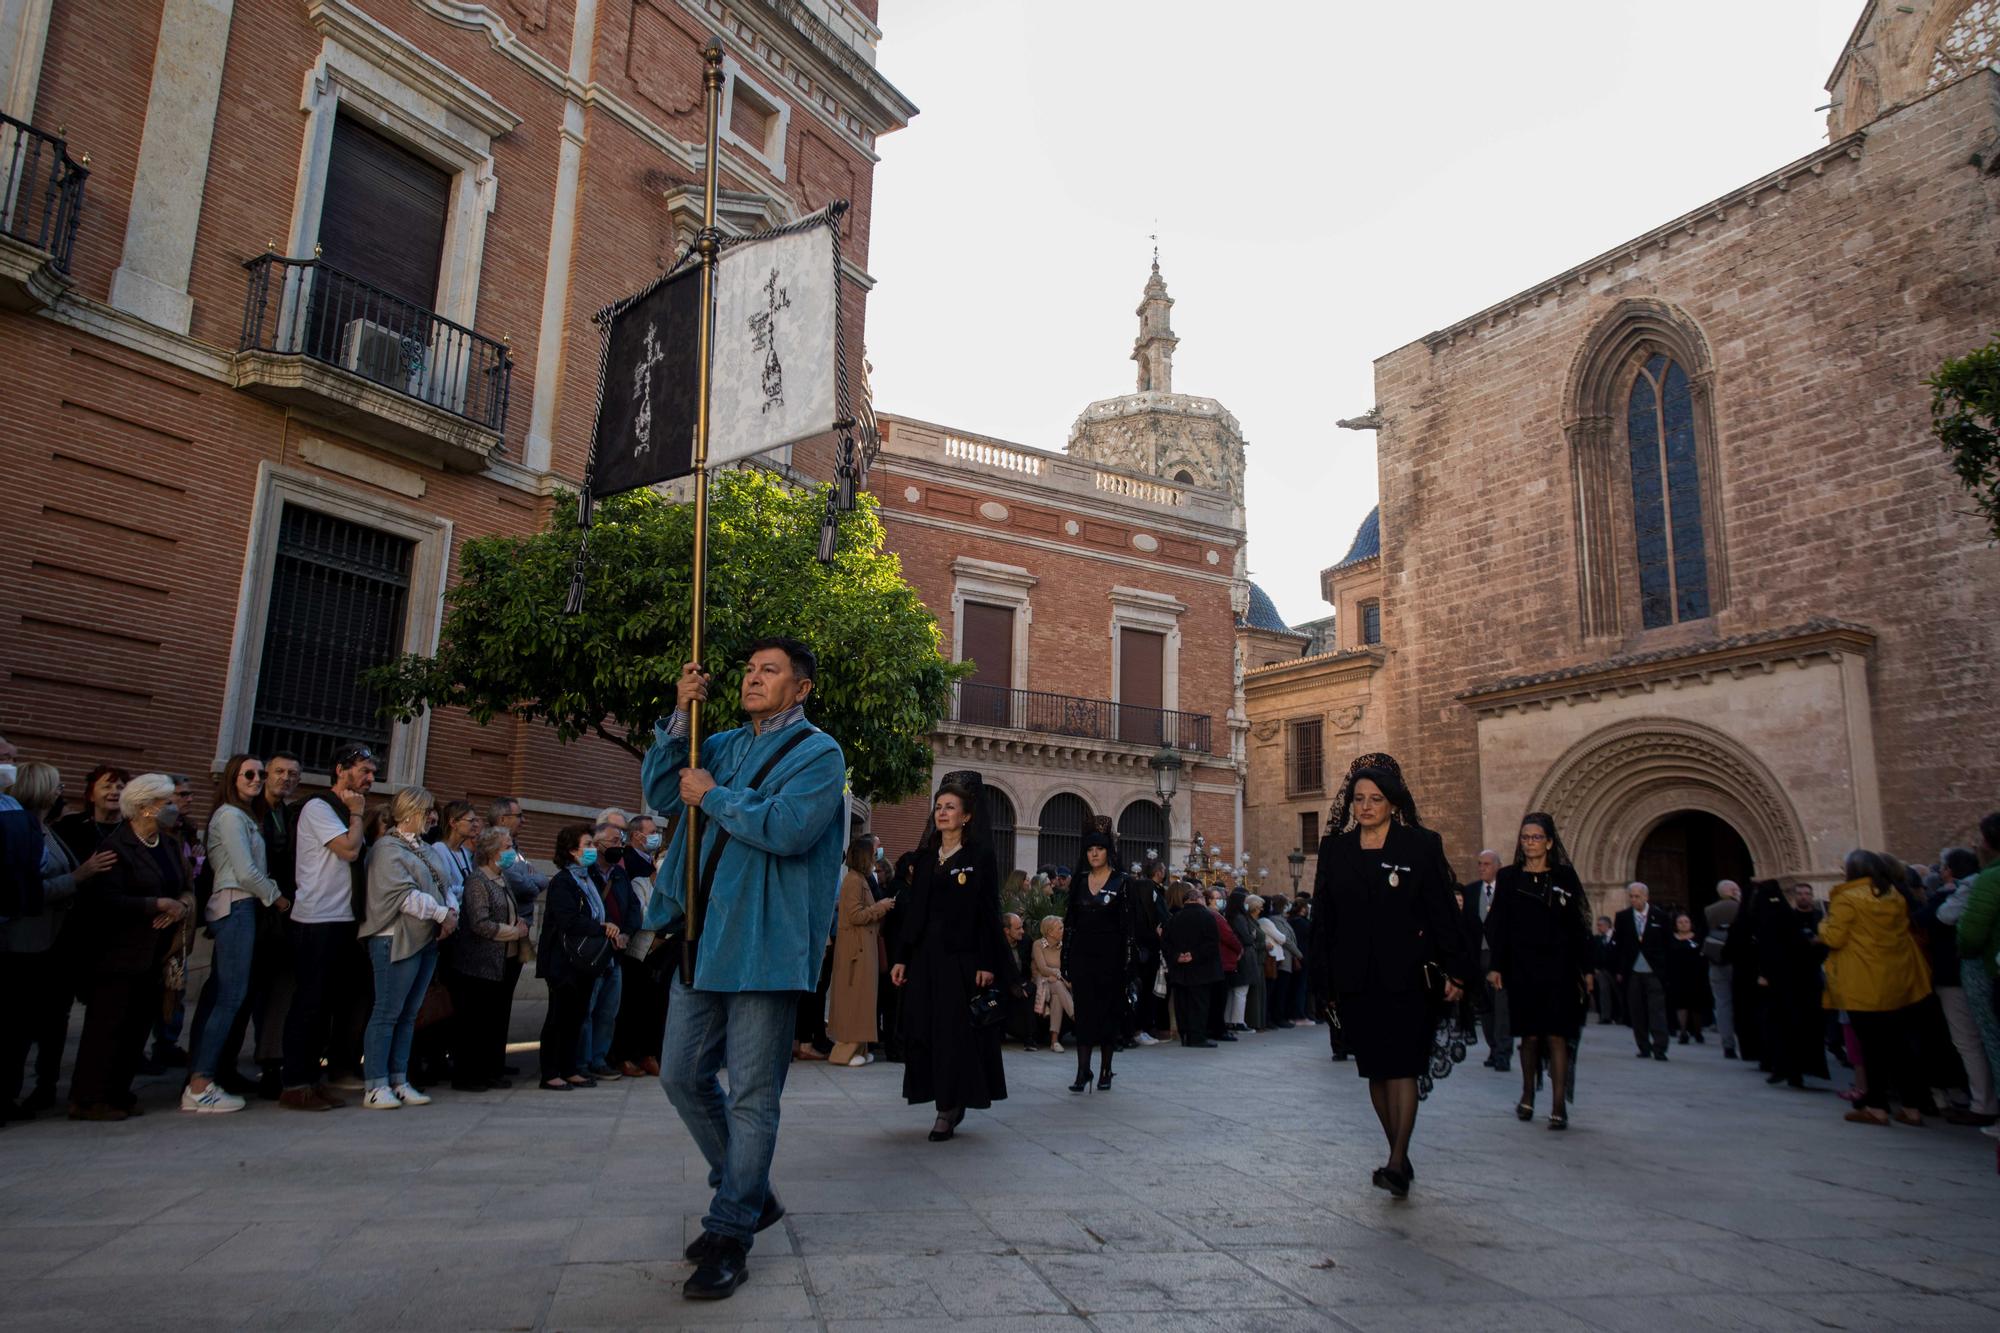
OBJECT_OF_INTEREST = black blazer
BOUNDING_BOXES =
[536,864,604,984]
[1611,905,1673,976]
[894,842,1007,978]
[89,822,191,975]
[1162,901,1223,985]
[1307,821,1468,998]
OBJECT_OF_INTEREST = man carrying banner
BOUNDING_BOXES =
[642,641,847,1301]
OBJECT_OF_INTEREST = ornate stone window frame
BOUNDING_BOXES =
[288,0,520,333]
[717,53,790,182]
[1563,299,1731,642]
[1109,585,1186,713]
[950,556,1035,692]
[214,462,452,789]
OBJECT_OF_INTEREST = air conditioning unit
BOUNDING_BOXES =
[339,319,422,396]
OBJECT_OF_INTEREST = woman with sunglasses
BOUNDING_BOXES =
[183,755,284,1113]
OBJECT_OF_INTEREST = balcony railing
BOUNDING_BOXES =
[238,254,512,435]
[951,681,1211,753]
[0,112,87,273]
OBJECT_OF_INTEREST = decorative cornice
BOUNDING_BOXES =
[1416,133,1866,354]
[1244,646,1385,689]
[934,724,1228,775]
[1457,618,1875,718]
[738,0,916,129]
[310,0,522,136]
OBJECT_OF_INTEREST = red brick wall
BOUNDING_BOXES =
[1373,73,2000,865]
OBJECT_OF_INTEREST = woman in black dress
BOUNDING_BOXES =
[1759,881,1829,1089]
[1483,812,1591,1129]
[1062,820,1137,1093]
[1666,912,1709,1044]
[1306,754,1468,1198]
[892,771,1008,1141]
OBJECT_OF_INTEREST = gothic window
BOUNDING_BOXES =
[1626,354,1711,627]
[1929,1,2000,89]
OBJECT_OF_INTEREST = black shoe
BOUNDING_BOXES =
[1653,1053,1668,1062]
[1372,1165,1410,1199]
[1635,1050,1651,1058]
[1723,1047,1738,1060]
[1097,1071,1113,1091]
[255,1070,283,1101]
[1766,1072,1786,1084]
[683,1230,723,1263]
[1694,1032,1705,1044]
[757,1190,784,1235]
[1068,1076,1091,1093]
[1548,1110,1568,1131]
[1493,1061,1511,1072]
[1217,1033,1238,1043]
[683,1236,748,1300]
[1515,1100,1534,1121]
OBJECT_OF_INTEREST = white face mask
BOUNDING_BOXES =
[0,763,16,791]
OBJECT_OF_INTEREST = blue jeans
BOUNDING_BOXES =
[580,960,624,1069]
[189,898,259,1079]
[658,979,795,1245]
[364,937,438,1090]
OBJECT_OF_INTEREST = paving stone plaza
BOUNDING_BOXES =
[2,1011,1997,1331]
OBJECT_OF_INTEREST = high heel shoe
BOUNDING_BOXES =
[1097,1070,1113,1092]
[1068,1075,1092,1094]
[1515,1099,1534,1121]
[1548,1110,1568,1131]
[928,1118,955,1141]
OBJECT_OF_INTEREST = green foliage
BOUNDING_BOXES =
[1928,333,2000,542]
[366,468,970,802]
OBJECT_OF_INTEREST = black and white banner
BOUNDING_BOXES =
[585,211,841,502]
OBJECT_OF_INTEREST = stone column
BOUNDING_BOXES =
[108,0,234,334]
[0,0,55,122]
[524,0,598,473]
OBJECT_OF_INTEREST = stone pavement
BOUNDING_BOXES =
[3,1014,1998,1332]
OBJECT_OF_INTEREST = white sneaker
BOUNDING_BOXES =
[180,1083,246,1114]
[1050,1042,1064,1054]
[847,1055,868,1067]
[391,1083,432,1106]
[1135,1033,1158,1046]
[363,1087,403,1110]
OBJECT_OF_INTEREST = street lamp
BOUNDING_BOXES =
[1287,847,1305,893]
[1150,745,1182,867]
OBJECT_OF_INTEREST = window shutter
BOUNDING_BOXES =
[1117,627,1165,743]
[959,601,1014,727]
[319,116,450,310]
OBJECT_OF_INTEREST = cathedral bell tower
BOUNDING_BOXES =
[1067,256,1247,508]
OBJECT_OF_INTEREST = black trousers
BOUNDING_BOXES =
[877,961,902,1057]
[1625,971,1669,1055]
[1172,983,1211,1046]
[1,948,73,1104]
[609,952,670,1066]
[71,970,160,1108]
[282,920,357,1087]
[1850,1006,1928,1111]
[1206,980,1229,1038]
[793,944,833,1049]
[540,975,591,1080]
[443,969,508,1085]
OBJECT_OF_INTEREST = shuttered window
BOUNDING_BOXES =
[319,115,450,308]
[1286,718,1324,796]
[249,505,413,773]
[1117,627,1165,744]
[959,601,1013,727]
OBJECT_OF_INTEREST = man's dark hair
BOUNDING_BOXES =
[1943,847,1979,880]
[266,750,302,766]
[746,636,817,683]
[331,742,377,773]
[1981,812,2000,856]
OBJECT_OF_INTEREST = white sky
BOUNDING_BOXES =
[864,1,1863,625]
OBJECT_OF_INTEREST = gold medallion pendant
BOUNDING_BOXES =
[956,870,967,886]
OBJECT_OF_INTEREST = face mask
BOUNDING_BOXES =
[579,848,599,868]
[0,764,15,791]
[499,849,519,869]
[644,832,662,853]
[156,803,182,829]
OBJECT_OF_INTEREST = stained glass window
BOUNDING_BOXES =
[1627,354,1710,628]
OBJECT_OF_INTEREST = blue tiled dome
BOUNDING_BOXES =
[1243,582,1290,632]
[1333,506,1379,570]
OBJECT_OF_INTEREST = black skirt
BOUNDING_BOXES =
[899,946,1007,1110]
[1335,989,1432,1080]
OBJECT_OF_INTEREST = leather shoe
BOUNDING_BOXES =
[683,1236,748,1300]
[683,1192,783,1261]
[1217,1033,1238,1042]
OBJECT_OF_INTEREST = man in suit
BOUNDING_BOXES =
[1591,916,1620,1025]
[1000,912,1038,1049]
[1463,850,1510,1070]
[1704,880,1741,1059]
[1612,881,1673,1059]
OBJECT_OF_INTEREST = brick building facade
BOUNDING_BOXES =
[866,262,1251,878]
[1248,0,2000,917]
[0,0,912,850]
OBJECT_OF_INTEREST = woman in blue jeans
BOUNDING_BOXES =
[184,755,286,1114]
[359,787,456,1109]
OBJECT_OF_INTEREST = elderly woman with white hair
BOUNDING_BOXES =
[69,773,194,1121]
[360,787,457,1109]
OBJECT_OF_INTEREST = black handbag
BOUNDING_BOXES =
[968,985,1008,1028]
[563,926,616,976]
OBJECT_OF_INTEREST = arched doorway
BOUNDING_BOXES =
[1036,793,1093,873]
[1116,800,1168,873]
[980,787,1017,880]
[1634,811,1754,922]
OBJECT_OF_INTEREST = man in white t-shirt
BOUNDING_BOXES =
[280,744,375,1111]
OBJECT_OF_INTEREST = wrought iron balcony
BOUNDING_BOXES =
[0,112,87,308]
[234,254,511,466]
[951,682,1212,753]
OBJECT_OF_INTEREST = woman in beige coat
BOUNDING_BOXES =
[829,838,897,1067]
